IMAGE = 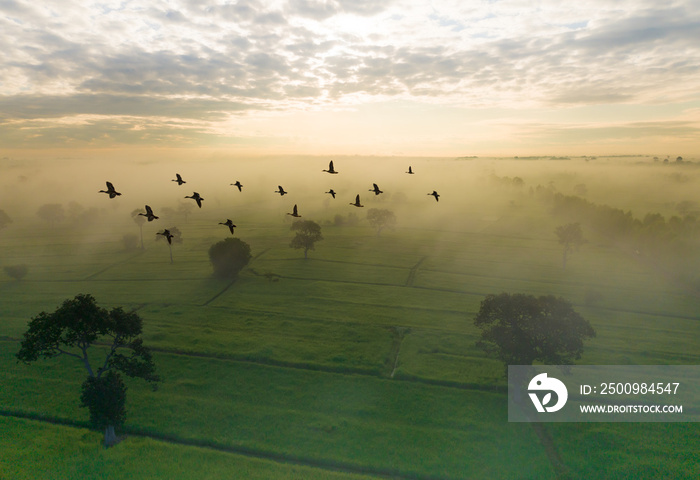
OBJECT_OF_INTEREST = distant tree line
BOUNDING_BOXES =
[549,193,699,258]
[36,202,102,228]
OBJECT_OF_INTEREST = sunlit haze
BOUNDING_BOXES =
[1,0,699,157]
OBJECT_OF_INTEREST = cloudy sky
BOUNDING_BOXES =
[1,0,699,157]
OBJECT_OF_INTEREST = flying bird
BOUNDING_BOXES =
[322,160,338,174]
[428,190,440,202]
[219,219,236,234]
[326,189,336,199]
[275,185,287,196]
[99,181,121,199]
[369,183,383,195]
[157,229,174,244]
[231,181,243,192]
[172,173,186,185]
[350,194,364,207]
[185,192,204,208]
[138,205,159,222]
[287,204,301,218]
[406,166,414,174]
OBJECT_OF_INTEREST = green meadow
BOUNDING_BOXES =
[1,157,699,479]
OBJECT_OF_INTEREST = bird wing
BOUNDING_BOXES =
[293,204,298,215]
[145,205,153,214]
[106,181,114,190]
[329,160,334,170]
[373,183,379,190]
[355,194,360,203]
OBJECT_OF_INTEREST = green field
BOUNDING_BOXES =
[1,157,699,479]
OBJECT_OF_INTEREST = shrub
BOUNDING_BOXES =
[208,237,252,279]
[4,264,28,281]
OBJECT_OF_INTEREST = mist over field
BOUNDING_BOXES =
[2,0,700,477]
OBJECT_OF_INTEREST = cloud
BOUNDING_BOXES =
[0,94,256,121]
[0,0,698,150]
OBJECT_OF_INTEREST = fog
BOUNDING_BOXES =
[2,154,699,259]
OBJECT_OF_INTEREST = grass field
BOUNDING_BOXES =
[1,157,699,479]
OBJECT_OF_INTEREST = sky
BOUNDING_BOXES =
[1,0,699,158]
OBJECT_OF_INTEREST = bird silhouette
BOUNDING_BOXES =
[323,160,338,174]
[350,194,364,207]
[287,204,301,217]
[275,185,287,196]
[428,190,440,202]
[99,181,121,199]
[219,219,236,234]
[138,205,159,222]
[157,229,174,244]
[185,192,204,208]
[231,181,243,192]
[326,189,336,199]
[369,183,383,195]
[172,173,186,185]
[406,166,414,174]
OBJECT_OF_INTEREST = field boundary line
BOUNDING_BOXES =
[83,250,147,280]
[0,409,452,480]
[201,279,238,306]
[405,256,427,286]
[0,337,508,394]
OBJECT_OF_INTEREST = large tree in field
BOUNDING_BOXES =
[208,237,252,278]
[474,293,595,372]
[366,208,396,237]
[555,222,584,269]
[16,294,160,447]
[290,220,323,259]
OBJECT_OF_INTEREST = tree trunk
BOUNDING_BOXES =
[104,425,118,447]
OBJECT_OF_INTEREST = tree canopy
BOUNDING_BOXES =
[208,237,252,278]
[555,222,584,268]
[16,294,159,446]
[474,293,596,370]
[366,208,396,236]
[290,220,323,258]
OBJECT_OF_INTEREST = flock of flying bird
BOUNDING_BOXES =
[98,161,440,245]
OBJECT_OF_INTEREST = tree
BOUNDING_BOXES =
[16,294,160,447]
[555,222,584,269]
[474,293,596,372]
[366,208,396,237]
[155,227,182,264]
[36,203,65,227]
[290,220,323,259]
[4,264,28,281]
[0,209,11,230]
[208,237,252,278]
[130,208,146,250]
